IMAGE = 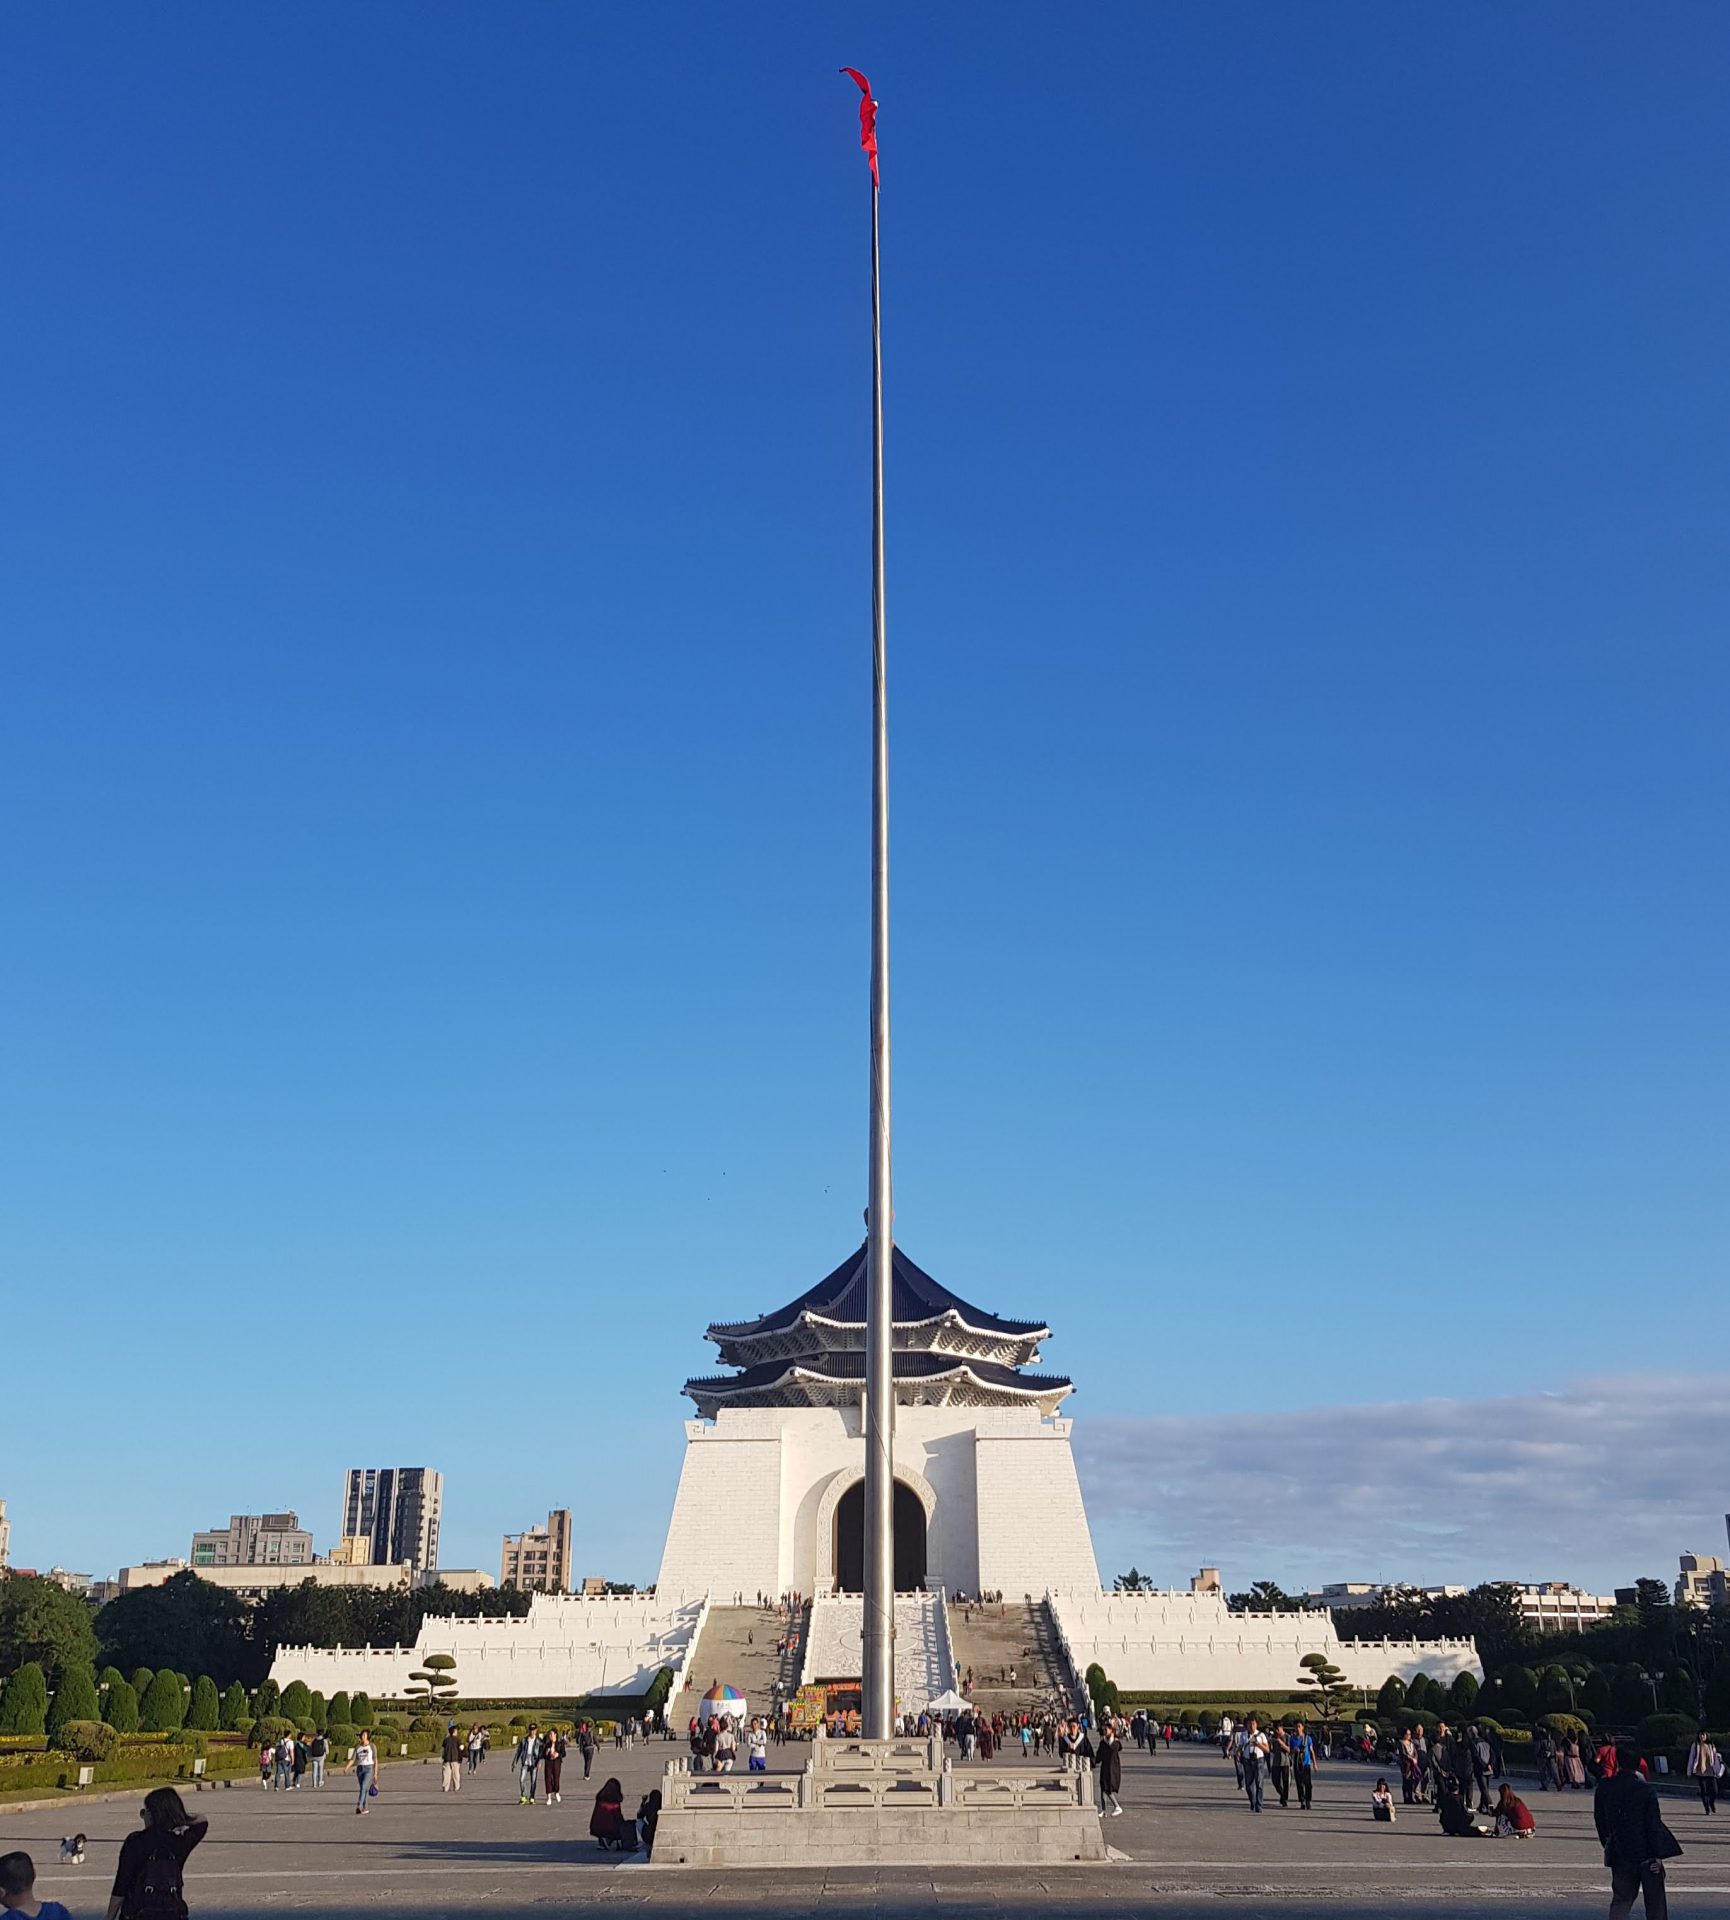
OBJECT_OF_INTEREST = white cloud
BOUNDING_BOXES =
[1075,1373,1729,1593]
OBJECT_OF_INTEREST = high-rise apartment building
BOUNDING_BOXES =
[190,1512,313,1569]
[0,1498,10,1572]
[499,1509,572,1592]
[341,1468,443,1574]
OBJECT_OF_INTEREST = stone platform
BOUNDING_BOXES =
[652,1733,1107,1867]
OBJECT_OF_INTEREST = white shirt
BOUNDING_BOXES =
[355,1741,375,1768]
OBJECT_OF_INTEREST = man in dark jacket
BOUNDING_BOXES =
[1595,1743,1682,1918]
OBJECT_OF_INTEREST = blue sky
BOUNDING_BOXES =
[3,3,1725,1594]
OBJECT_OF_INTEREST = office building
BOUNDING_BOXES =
[190,1512,313,1569]
[326,1534,373,1566]
[341,1467,443,1574]
[500,1509,573,1592]
[1677,1552,1729,1609]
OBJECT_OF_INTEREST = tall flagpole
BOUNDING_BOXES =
[846,68,895,1744]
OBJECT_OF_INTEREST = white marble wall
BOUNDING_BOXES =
[1047,1589,1480,1694]
[655,1404,1100,1599]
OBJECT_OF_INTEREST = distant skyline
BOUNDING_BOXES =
[3,3,1725,1594]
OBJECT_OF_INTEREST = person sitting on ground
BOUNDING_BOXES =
[1493,1782,1535,1838]
[589,1777,631,1850]
[1435,1776,1483,1837]
[1371,1779,1395,1823]
[635,1787,662,1859]
[106,1788,208,1920]
[0,1851,74,1920]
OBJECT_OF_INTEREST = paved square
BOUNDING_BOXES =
[6,1741,1727,1916]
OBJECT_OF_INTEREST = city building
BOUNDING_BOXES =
[1189,1567,1222,1594]
[115,1557,491,1596]
[341,1467,443,1574]
[0,1498,9,1571]
[1513,1581,1619,1633]
[42,1566,94,1595]
[326,1534,373,1566]
[500,1509,572,1592]
[190,1512,313,1569]
[1677,1553,1729,1609]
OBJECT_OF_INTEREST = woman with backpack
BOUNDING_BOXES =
[105,1787,207,1920]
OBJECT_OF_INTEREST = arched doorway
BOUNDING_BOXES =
[833,1479,927,1593]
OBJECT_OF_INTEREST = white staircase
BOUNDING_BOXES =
[803,1591,956,1711]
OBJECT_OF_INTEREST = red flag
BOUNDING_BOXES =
[840,68,878,187]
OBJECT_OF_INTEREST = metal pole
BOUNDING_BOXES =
[861,172,895,1742]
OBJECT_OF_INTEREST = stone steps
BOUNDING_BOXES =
[676,1602,806,1723]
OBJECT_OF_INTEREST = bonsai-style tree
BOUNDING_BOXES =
[1297,1652,1352,1727]
[406,1653,458,1711]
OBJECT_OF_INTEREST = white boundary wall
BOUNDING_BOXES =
[1048,1590,1479,1694]
[270,1592,706,1701]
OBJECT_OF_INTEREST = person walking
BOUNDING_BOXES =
[290,1736,308,1792]
[104,1788,208,1920]
[346,1731,376,1815]
[1595,1741,1681,1918]
[515,1726,542,1805]
[1290,1721,1317,1811]
[577,1721,596,1780]
[1269,1724,1292,1809]
[273,1733,293,1793]
[467,1725,484,1774]
[1240,1717,1269,1814]
[1093,1721,1124,1817]
[308,1731,328,1789]
[542,1729,566,1804]
[1688,1731,1722,1815]
[1469,1725,1495,1813]
[441,1725,464,1794]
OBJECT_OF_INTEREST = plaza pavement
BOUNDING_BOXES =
[5,1738,1728,1917]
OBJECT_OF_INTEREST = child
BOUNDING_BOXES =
[0,1850,74,1920]
[1371,1779,1395,1823]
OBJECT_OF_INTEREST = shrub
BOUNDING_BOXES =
[254,1716,295,1745]
[139,1671,186,1733]
[1635,1713,1699,1756]
[349,1692,372,1724]
[104,1678,139,1734]
[1582,1670,1613,1720]
[310,1690,327,1728]
[327,1690,351,1726]
[231,1717,254,1744]
[409,1715,445,1735]
[98,1666,128,1701]
[219,1681,249,1730]
[294,1717,317,1736]
[186,1676,220,1731]
[405,1731,437,1756]
[129,1668,154,1703]
[166,1729,209,1755]
[54,1719,118,1762]
[47,1663,101,1740]
[252,1681,281,1721]
[325,1722,360,1749]
[280,1681,314,1722]
[1375,1676,1406,1718]
[1537,1712,1588,1742]
[1448,1671,1480,1712]
[0,1663,50,1736]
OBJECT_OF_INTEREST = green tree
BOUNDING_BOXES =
[1112,1568,1154,1593]
[1228,1580,1303,1612]
[0,1661,50,1735]
[96,1573,257,1688]
[1298,1652,1352,1724]
[219,1681,249,1729]
[1406,1671,1433,1713]
[1703,1654,1730,1729]
[1581,1669,1613,1719]
[129,1667,154,1702]
[1611,1666,1652,1725]
[406,1654,458,1711]
[1448,1670,1480,1713]
[104,1678,139,1733]
[0,1575,99,1681]
[187,1675,220,1730]
[252,1679,281,1721]
[350,1691,373,1724]
[46,1661,101,1740]
[280,1681,314,1722]
[1540,1666,1576,1712]
[327,1689,351,1727]
[310,1690,327,1729]
[139,1669,186,1732]
[1375,1675,1407,1719]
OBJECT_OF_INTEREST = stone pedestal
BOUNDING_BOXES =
[651,1735,1108,1868]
